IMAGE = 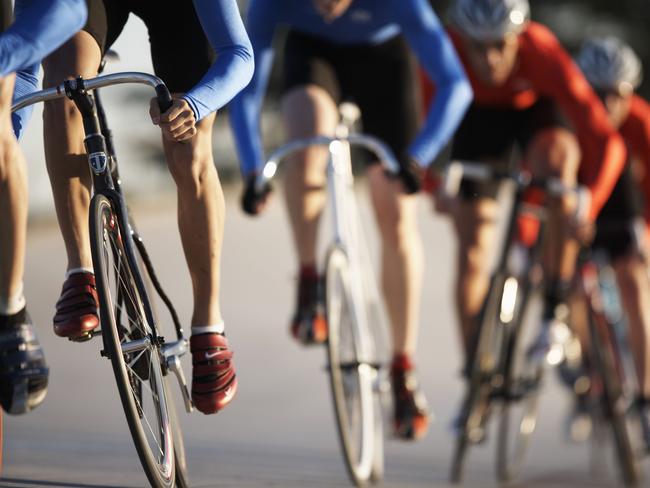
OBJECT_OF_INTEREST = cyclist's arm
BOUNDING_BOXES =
[11,64,39,139]
[530,26,626,221]
[229,0,278,177]
[394,0,472,168]
[0,0,87,77]
[182,0,254,121]
[625,96,650,229]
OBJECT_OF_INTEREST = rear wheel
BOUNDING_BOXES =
[325,245,378,487]
[450,272,507,484]
[91,194,175,488]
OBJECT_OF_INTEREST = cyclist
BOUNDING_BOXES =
[0,0,87,414]
[573,36,650,431]
[42,0,253,415]
[421,0,627,416]
[230,0,472,440]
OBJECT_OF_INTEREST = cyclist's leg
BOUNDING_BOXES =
[525,124,581,315]
[451,196,500,357]
[280,31,340,344]
[281,85,337,266]
[367,170,422,356]
[42,29,103,338]
[0,73,49,414]
[0,74,26,313]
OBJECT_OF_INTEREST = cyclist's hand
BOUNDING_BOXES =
[241,173,272,216]
[395,155,424,195]
[150,97,197,142]
[562,190,595,243]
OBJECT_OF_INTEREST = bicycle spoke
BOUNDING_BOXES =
[129,385,164,458]
[126,362,160,403]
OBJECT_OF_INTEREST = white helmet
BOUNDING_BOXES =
[576,37,642,95]
[449,0,530,42]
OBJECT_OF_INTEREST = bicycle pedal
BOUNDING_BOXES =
[68,331,97,343]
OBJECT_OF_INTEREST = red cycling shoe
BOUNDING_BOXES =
[290,268,328,345]
[53,272,99,340]
[190,333,238,414]
[392,355,430,441]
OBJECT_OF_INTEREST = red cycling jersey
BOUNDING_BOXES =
[421,21,627,221]
[620,95,650,228]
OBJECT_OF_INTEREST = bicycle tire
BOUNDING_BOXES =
[450,272,507,484]
[0,410,3,476]
[589,307,640,486]
[90,194,175,488]
[325,245,378,487]
[496,278,543,482]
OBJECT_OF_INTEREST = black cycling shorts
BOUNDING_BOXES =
[592,162,644,261]
[83,0,215,93]
[282,30,421,164]
[450,98,568,199]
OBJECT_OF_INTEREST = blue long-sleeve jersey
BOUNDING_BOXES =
[5,0,88,138]
[182,0,254,121]
[229,0,473,176]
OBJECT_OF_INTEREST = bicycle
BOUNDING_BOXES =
[442,161,584,484]
[255,104,397,487]
[575,241,650,486]
[13,72,193,488]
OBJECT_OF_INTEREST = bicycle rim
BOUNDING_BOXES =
[91,194,174,488]
[450,272,506,484]
[326,245,377,487]
[590,312,640,486]
[496,282,543,482]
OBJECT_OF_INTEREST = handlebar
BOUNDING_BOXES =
[12,71,173,114]
[256,134,400,193]
[442,160,591,222]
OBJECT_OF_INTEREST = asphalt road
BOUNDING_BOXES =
[1,185,646,488]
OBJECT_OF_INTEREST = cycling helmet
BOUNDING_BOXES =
[576,37,642,95]
[449,0,530,41]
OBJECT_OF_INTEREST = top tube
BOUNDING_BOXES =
[12,72,169,113]
[257,134,400,192]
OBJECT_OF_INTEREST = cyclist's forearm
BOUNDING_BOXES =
[408,78,472,167]
[0,0,87,77]
[229,47,275,176]
[183,0,254,121]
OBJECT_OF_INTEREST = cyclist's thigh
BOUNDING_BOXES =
[280,30,340,138]
[453,196,500,262]
[339,35,419,166]
[518,98,579,181]
[134,0,214,96]
[42,0,128,84]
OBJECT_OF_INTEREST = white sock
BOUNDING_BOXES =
[191,321,225,335]
[0,283,26,315]
[65,266,94,279]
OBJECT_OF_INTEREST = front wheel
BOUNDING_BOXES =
[90,194,175,488]
[325,245,381,487]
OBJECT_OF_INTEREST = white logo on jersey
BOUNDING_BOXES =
[349,9,372,23]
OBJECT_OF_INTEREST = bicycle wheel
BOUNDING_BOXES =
[450,272,507,484]
[325,245,378,487]
[589,308,640,486]
[496,279,544,482]
[133,232,189,488]
[90,194,175,488]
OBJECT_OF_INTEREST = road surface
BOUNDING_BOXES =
[2,185,643,487]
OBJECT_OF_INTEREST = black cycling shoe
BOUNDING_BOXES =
[0,308,49,414]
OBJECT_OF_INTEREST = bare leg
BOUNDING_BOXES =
[280,85,338,267]
[451,197,499,357]
[0,74,27,310]
[161,112,221,327]
[42,31,101,272]
[367,167,422,356]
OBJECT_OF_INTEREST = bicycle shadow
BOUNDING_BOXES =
[0,478,134,488]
